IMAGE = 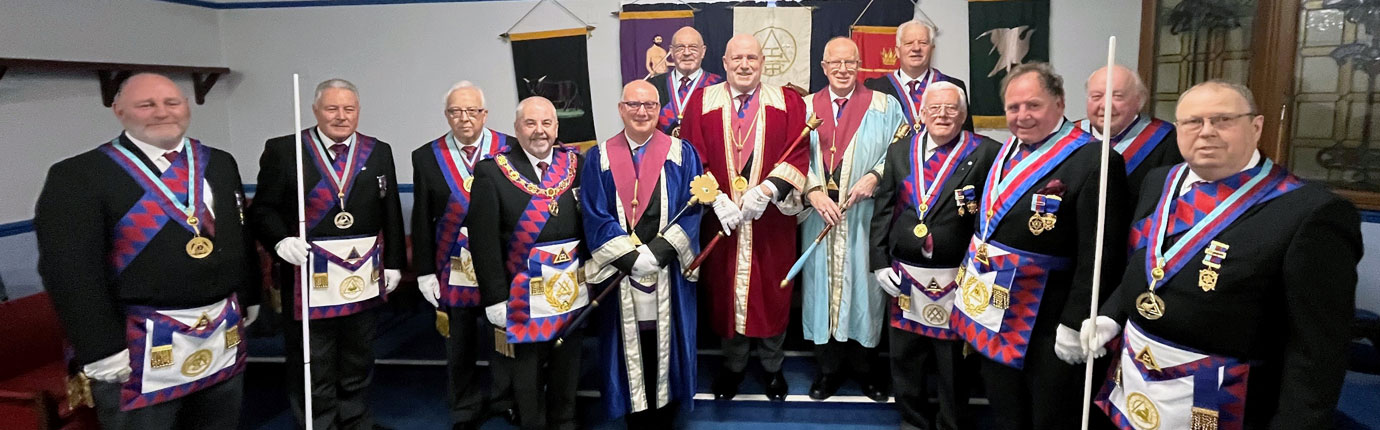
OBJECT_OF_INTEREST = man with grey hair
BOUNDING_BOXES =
[468,96,587,430]
[36,72,261,430]
[1076,65,1182,199]
[410,81,517,430]
[1081,80,1361,429]
[950,62,1130,430]
[249,77,406,429]
[871,80,1002,429]
[864,19,973,132]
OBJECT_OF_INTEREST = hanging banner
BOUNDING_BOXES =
[851,25,899,83]
[511,28,597,148]
[968,0,1049,129]
[620,10,696,85]
[733,6,812,89]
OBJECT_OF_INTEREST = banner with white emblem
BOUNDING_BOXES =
[733,6,812,89]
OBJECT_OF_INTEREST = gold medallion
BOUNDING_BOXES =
[1028,214,1047,235]
[967,202,979,216]
[1198,268,1218,292]
[549,199,560,216]
[1150,266,1165,280]
[961,275,989,315]
[1136,346,1161,371]
[186,237,213,258]
[923,304,949,326]
[1135,291,1166,320]
[340,275,366,300]
[732,176,749,191]
[1041,213,1057,231]
[463,176,474,192]
[334,211,355,229]
[1125,392,1161,430]
[181,349,214,377]
[545,271,579,313]
[913,223,929,238]
[918,203,929,213]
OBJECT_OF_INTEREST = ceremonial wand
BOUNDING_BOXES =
[291,74,316,430]
[553,173,721,347]
[778,123,912,288]
[1080,36,1117,430]
[682,113,824,277]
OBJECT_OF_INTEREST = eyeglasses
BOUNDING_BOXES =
[446,107,486,119]
[621,101,660,111]
[924,104,961,117]
[1174,112,1256,131]
[671,44,703,53]
[821,60,860,71]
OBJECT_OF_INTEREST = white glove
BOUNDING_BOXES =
[485,303,506,327]
[874,268,902,297]
[712,193,743,233]
[384,269,401,294]
[776,188,806,217]
[1054,324,1086,364]
[274,237,310,266]
[417,274,441,308]
[739,182,777,220]
[83,349,132,383]
[631,246,660,278]
[1080,316,1121,359]
[244,305,260,327]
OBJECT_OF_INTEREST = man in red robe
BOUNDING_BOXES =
[680,34,808,401]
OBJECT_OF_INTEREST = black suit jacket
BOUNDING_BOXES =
[1101,164,1362,429]
[35,135,260,364]
[871,131,1003,270]
[864,72,974,132]
[984,123,1131,337]
[247,131,406,309]
[410,131,515,276]
[467,147,586,307]
[647,72,675,109]
[1076,118,1184,202]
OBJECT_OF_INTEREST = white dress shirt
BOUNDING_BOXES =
[522,146,555,178]
[828,88,855,119]
[1180,150,1262,196]
[126,132,215,216]
[314,127,357,162]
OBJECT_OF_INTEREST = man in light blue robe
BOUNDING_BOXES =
[796,37,906,401]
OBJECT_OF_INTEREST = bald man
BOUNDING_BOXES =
[1083,81,1362,429]
[410,81,516,430]
[36,73,260,429]
[863,20,973,132]
[581,80,704,427]
[796,37,906,401]
[647,26,725,137]
[680,34,808,401]
[468,96,587,430]
[1075,65,1182,199]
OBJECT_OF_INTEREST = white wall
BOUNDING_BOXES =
[0,0,230,223]
[218,0,625,183]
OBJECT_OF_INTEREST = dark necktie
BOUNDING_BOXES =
[1002,144,1035,177]
[163,151,180,166]
[834,97,847,120]
[330,143,348,161]
[460,145,478,160]
[736,94,751,118]
[537,161,550,178]
[632,144,648,171]
[678,77,692,100]
[907,80,922,103]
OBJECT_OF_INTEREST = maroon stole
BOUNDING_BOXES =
[605,132,673,223]
[812,88,872,173]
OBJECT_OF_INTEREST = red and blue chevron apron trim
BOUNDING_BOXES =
[506,238,584,343]
[120,295,245,411]
[976,124,1091,248]
[497,148,579,276]
[890,258,960,340]
[1077,117,1175,175]
[1139,161,1300,289]
[1094,322,1252,430]
[101,139,213,275]
[432,131,508,308]
[293,234,385,320]
[952,240,1072,368]
[903,131,979,222]
[302,129,377,230]
[658,72,724,134]
[886,68,944,127]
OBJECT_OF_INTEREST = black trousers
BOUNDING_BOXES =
[978,333,1083,430]
[814,338,876,377]
[492,328,583,430]
[92,373,243,430]
[284,309,377,430]
[445,306,515,424]
[890,327,968,430]
[625,328,679,428]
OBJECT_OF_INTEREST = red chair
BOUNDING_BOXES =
[0,292,98,430]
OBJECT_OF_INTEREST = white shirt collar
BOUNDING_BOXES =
[125,131,183,164]
[522,146,554,175]
[624,131,653,150]
[314,126,356,160]
[671,68,703,86]
[828,87,855,118]
[896,67,930,84]
[925,132,959,154]
[729,85,758,100]
[1017,118,1068,147]
[1182,150,1262,195]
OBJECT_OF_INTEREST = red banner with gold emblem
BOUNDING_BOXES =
[851,25,899,83]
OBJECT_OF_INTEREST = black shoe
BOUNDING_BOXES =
[765,371,789,401]
[712,370,745,400]
[808,373,842,400]
[861,380,888,402]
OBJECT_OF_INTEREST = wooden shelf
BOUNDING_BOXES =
[0,58,230,106]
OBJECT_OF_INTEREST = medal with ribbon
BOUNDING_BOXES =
[908,131,978,238]
[1028,194,1061,235]
[972,125,1089,266]
[305,130,361,229]
[109,138,214,258]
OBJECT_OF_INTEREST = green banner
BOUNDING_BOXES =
[968,0,1050,129]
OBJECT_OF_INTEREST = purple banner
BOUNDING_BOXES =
[619,10,695,84]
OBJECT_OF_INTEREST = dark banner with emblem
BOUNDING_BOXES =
[968,0,1049,129]
[620,10,696,84]
[511,28,597,148]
